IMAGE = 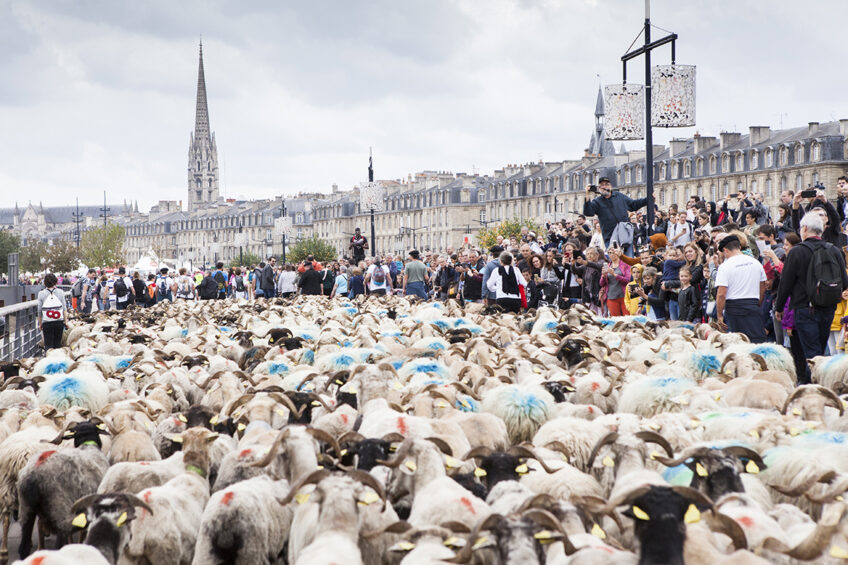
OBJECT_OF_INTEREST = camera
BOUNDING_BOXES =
[629,286,641,299]
[588,184,598,193]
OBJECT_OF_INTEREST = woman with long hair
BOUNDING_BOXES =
[775,203,793,240]
[573,246,604,315]
[485,251,526,313]
[600,246,631,317]
[683,242,705,292]
[625,264,644,315]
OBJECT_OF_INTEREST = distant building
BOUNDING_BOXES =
[187,41,220,213]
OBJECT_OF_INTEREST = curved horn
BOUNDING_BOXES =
[652,446,713,468]
[633,431,675,459]
[306,427,342,456]
[769,470,837,498]
[375,439,413,468]
[749,353,768,371]
[707,512,747,551]
[225,393,255,417]
[349,470,387,510]
[425,437,453,456]
[461,446,494,461]
[381,432,406,444]
[586,432,619,470]
[338,431,366,445]
[250,428,292,468]
[721,446,767,471]
[267,392,302,417]
[449,381,481,401]
[507,445,556,474]
[279,469,331,505]
[669,485,714,509]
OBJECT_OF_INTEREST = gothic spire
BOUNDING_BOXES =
[594,85,604,117]
[194,40,210,142]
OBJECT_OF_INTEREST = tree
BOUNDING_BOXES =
[45,240,81,274]
[80,223,125,270]
[20,241,48,273]
[477,218,544,250]
[288,236,338,264]
[228,251,262,269]
[0,230,21,275]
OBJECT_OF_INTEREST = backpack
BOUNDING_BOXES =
[372,266,386,284]
[322,270,335,293]
[235,276,245,292]
[802,241,844,307]
[158,277,169,298]
[214,271,226,292]
[42,289,64,322]
[178,276,191,296]
[114,277,128,298]
[99,283,109,301]
[71,278,85,298]
[200,276,218,299]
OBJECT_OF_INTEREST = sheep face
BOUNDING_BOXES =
[685,452,746,501]
[73,493,152,562]
[622,487,696,565]
[342,438,392,471]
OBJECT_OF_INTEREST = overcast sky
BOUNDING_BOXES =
[1,0,846,210]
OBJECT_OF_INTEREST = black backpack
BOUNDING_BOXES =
[114,277,128,298]
[213,271,226,292]
[801,241,844,307]
[71,278,85,298]
[200,276,218,299]
[372,266,386,284]
[235,276,245,292]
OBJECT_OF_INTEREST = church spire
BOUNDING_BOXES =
[194,40,210,142]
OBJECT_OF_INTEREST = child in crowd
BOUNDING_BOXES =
[661,247,686,320]
[676,267,701,322]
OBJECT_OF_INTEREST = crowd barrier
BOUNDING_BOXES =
[0,300,40,362]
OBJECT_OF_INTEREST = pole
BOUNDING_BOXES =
[368,147,376,257]
[281,198,287,265]
[72,198,83,248]
[239,223,243,266]
[643,0,655,228]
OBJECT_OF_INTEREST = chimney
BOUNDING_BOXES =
[669,139,688,157]
[694,135,718,154]
[840,119,848,138]
[179,200,183,211]
[808,122,819,137]
[749,126,771,146]
[332,183,338,194]
[720,132,741,150]
[653,145,666,157]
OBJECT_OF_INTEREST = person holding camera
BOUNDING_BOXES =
[584,177,647,253]
[790,187,845,247]
[349,228,369,263]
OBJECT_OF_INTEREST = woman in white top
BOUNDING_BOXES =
[277,265,297,298]
[38,273,67,350]
[485,251,527,313]
[175,267,196,300]
[589,219,606,251]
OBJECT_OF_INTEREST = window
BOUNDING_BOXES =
[660,163,667,179]
[813,172,819,184]
[750,180,757,194]
[722,155,730,172]
[697,185,703,198]
[723,181,729,196]
[765,149,774,167]
[684,187,690,201]
[766,178,773,197]
[625,167,631,183]
[696,158,704,176]
[735,153,743,170]
[636,167,643,182]
[780,147,788,165]
[796,174,803,190]
[736,181,743,193]
[710,156,717,174]
[660,189,666,205]
[671,161,679,179]
[796,144,804,163]
[683,160,691,178]
[750,151,758,170]
[781,176,787,190]
[812,143,821,161]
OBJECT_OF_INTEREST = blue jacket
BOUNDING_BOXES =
[481,260,500,300]
[583,192,648,244]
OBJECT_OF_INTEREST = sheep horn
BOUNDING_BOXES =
[268,393,302,417]
[542,441,572,461]
[720,353,736,374]
[803,475,848,503]
[250,428,292,468]
[361,520,413,538]
[669,485,714,510]
[338,431,366,445]
[749,353,768,371]
[633,431,675,459]
[759,502,846,560]
[721,446,767,471]
[770,470,838,497]
[461,446,494,461]
[508,445,556,474]
[450,381,481,401]
[522,508,576,554]
[381,432,405,444]
[375,439,413,468]
[706,512,747,551]
[594,485,654,514]
[652,446,714,468]
[425,437,453,456]
[306,427,342,457]
[279,469,330,505]
[586,432,619,470]
[601,372,622,397]
[443,513,505,564]
[225,393,255,417]
[348,470,387,511]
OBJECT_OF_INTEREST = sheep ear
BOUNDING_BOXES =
[166,434,183,443]
[205,433,219,443]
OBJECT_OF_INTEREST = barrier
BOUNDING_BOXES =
[0,300,41,362]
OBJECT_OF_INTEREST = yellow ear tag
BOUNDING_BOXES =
[459,398,471,409]
[335,379,344,385]
[444,456,461,469]
[392,381,403,391]
[792,408,801,416]
[591,523,606,539]
[275,409,286,417]
[842,400,848,410]
[790,427,800,436]
[695,462,708,477]
[436,401,449,409]
[178,414,187,423]
[749,430,760,439]
[649,423,660,431]
[170,435,183,443]
[349,388,358,395]
[145,420,153,429]
[515,463,529,475]
[684,504,700,524]
[72,513,87,528]
[714,394,721,401]
[745,460,760,474]
[209,415,219,425]
[404,460,417,472]
[398,541,415,551]
[649,451,661,461]
[830,545,848,559]
[474,467,487,477]
[96,423,106,430]
[294,492,311,504]
[340,449,348,457]
[311,401,321,407]
[632,506,650,521]
[472,536,489,549]
[533,530,553,540]
[116,511,128,527]
[237,423,246,431]
[444,536,463,548]
[602,456,615,467]
[359,491,380,506]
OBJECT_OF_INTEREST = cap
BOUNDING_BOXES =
[598,177,612,184]
[717,234,740,251]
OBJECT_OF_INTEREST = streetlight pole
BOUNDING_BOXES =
[99,191,110,227]
[368,148,375,258]
[71,198,83,248]
[238,217,243,267]
[620,0,678,228]
[280,197,287,265]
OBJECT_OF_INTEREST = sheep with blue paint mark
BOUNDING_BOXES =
[481,382,555,444]
[37,364,110,413]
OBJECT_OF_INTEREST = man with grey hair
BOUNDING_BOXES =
[775,212,848,384]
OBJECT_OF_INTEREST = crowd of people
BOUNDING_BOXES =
[22,174,848,384]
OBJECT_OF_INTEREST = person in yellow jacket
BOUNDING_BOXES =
[828,263,848,355]
[625,264,644,316]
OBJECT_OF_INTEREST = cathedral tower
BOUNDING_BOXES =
[188,40,219,212]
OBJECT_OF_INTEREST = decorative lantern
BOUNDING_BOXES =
[604,84,645,140]
[651,64,696,128]
[359,182,385,212]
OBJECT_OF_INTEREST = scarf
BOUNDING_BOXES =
[498,266,519,295]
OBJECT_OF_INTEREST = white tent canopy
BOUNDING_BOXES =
[131,249,171,275]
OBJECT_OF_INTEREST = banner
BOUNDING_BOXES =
[359,182,385,212]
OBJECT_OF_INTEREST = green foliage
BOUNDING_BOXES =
[477,218,544,250]
[80,223,125,269]
[288,236,337,264]
[229,251,262,269]
[0,230,21,275]
[45,240,81,273]
[20,241,48,273]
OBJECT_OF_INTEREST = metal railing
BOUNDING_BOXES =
[0,300,41,362]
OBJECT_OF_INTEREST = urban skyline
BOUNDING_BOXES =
[1,0,847,209]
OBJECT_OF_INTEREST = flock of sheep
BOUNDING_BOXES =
[1,296,848,564]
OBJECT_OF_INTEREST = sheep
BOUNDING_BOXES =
[480,383,555,444]
[37,364,110,412]
[16,420,111,558]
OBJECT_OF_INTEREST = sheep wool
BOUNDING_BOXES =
[482,384,554,444]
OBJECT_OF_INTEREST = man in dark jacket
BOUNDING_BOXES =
[297,260,323,295]
[775,213,848,383]
[583,177,648,248]
[790,189,845,247]
[260,257,277,298]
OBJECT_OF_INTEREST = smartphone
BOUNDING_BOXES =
[801,189,817,198]
[612,241,619,249]
[728,193,739,198]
